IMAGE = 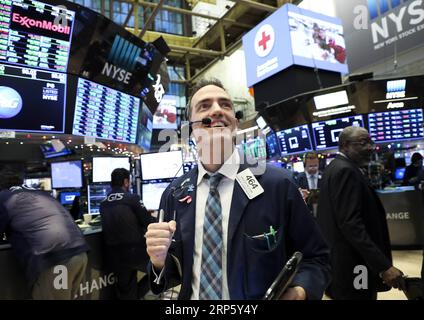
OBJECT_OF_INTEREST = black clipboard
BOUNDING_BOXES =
[263,252,303,300]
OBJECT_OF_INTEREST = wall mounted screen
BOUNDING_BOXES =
[72,77,140,143]
[368,109,424,143]
[0,0,75,72]
[0,63,66,133]
[276,124,313,156]
[312,115,364,150]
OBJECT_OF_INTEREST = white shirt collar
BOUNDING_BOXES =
[197,149,240,186]
[306,172,316,179]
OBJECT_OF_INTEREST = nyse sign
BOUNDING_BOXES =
[335,0,424,72]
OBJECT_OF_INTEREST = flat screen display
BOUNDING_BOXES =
[92,157,130,183]
[24,177,51,190]
[72,77,140,143]
[142,181,170,210]
[51,160,83,189]
[368,109,424,143]
[288,7,348,74]
[239,136,267,161]
[266,132,280,159]
[60,191,80,205]
[0,63,66,133]
[0,0,75,72]
[153,95,178,129]
[87,184,111,215]
[312,115,364,150]
[140,151,183,180]
[69,13,163,98]
[137,103,153,151]
[276,124,313,156]
[40,144,71,158]
[394,167,406,181]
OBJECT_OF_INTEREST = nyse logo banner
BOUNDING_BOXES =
[334,0,424,72]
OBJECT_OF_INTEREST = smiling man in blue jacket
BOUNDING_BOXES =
[145,79,331,300]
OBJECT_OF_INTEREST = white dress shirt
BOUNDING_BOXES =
[306,172,318,190]
[190,149,240,300]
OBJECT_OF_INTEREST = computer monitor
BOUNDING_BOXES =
[276,124,313,156]
[311,115,364,150]
[87,184,111,215]
[92,157,130,183]
[394,167,406,181]
[59,191,80,205]
[141,181,171,211]
[140,151,183,180]
[51,160,83,189]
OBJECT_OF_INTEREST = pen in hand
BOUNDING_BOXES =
[158,209,164,223]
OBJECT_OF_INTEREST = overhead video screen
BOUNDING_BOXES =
[368,109,424,143]
[153,95,178,129]
[69,14,163,97]
[0,0,75,72]
[288,8,348,74]
[312,115,364,150]
[72,77,140,143]
[276,124,313,156]
[0,63,66,133]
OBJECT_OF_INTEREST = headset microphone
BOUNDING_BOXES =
[188,117,212,126]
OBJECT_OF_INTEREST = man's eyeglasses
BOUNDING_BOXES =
[347,140,375,147]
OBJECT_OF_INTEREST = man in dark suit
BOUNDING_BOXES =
[145,78,331,300]
[296,152,322,191]
[317,126,405,300]
[295,152,322,216]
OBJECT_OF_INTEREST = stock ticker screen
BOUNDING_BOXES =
[0,0,75,72]
[276,124,313,156]
[368,109,424,143]
[72,77,140,143]
[312,115,364,150]
[0,63,66,132]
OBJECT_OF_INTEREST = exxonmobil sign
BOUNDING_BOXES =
[12,12,71,35]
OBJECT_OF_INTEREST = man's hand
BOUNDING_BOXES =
[146,221,176,269]
[299,188,310,201]
[382,266,406,290]
[280,286,307,300]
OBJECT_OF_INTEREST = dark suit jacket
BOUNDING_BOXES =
[149,162,331,300]
[295,172,322,190]
[317,155,392,299]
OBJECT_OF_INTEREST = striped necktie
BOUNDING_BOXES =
[199,173,224,300]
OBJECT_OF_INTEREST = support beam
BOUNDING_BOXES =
[219,21,226,52]
[123,3,134,28]
[231,0,277,12]
[139,0,165,38]
[169,44,222,57]
[136,0,254,29]
[185,56,191,82]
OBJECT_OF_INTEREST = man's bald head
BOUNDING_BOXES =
[338,126,369,150]
[338,126,374,167]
